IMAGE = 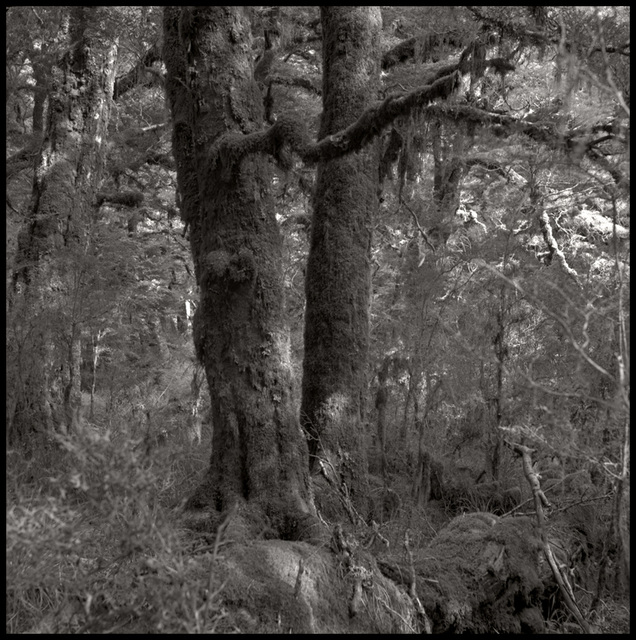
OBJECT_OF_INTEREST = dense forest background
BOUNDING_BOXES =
[6,6,629,634]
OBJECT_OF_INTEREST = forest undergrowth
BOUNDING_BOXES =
[6,420,629,634]
[6,421,231,634]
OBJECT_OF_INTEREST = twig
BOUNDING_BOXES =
[401,198,436,253]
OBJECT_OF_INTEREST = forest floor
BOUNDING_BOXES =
[6,428,630,634]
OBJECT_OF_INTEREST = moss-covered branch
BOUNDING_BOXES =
[382,31,465,70]
[204,33,517,177]
[465,6,555,48]
[467,6,629,58]
[465,156,513,181]
[267,73,321,96]
[207,70,461,175]
[206,51,623,190]
[95,190,144,208]
[426,103,628,188]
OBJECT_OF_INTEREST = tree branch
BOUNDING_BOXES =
[267,73,321,96]
[207,70,462,175]
[505,440,592,634]
[481,264,614,381]
[206,46,624,193]
[426,103,628,188]
[113,42,162,100]
[465,5,554,48]
[538,211,578,280]
[382,30,466,70]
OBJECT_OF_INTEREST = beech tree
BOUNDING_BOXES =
[163,5,462,529]
[163,7,319,540]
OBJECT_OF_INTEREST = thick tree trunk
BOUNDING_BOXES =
[164,7,318,540]
[9,6,116,445]
[301,7,382,519]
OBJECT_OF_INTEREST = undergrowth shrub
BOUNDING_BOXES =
[6,427,225,634]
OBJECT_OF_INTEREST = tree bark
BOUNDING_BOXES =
[300,6,382,518]
[164,7,318,539]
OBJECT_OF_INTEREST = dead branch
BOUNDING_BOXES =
[505,439,592,634]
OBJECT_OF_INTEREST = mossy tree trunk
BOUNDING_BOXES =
[8,6,116,446]
[164,7,317,537]
[374,357,391,483]
[300,7,382,517]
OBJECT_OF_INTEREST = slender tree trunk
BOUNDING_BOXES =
[89,332,101,421]
[412,373,442,506]
[489,282,508,481]
[187,364,204,445]
[375,358,390,483]
[31,50,49,136]
[9,6,116,445]
[300,7,382,518]
[164,7,318,540]
[64,322,83,434]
